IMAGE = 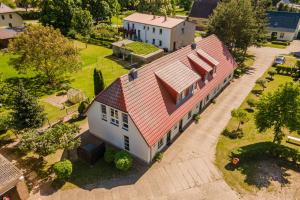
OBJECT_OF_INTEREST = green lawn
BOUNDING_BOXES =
[216,61,299,193]
[0,41,129,124]
[125,41,160,55]
[111,10,135,26]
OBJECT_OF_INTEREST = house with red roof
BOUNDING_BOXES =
[122,12,195,51]
[86,35,237,164]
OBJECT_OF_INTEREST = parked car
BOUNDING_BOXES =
[274,56,285,65]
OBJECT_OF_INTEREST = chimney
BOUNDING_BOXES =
[129,68,138,81]
[191,43,197,50]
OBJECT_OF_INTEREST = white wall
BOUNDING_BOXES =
[267,30,296,41]
[87,102,151,163]
[124,20,172,51]
[0,13,23,28]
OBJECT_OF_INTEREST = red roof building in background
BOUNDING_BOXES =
[87,35,237,163]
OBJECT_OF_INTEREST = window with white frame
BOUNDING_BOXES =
[110,108,119,126]
[122,113,129,131]
[101,104,107,121]
[124,135,130,151]
[158,138,164,149]
[280,33,284,38]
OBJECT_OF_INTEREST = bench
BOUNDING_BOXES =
[287,136,300,146]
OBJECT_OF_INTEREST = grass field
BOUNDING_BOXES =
[0,41,129,124]
[216,58,299,193]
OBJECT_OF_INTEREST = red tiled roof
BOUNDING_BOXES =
[93,35,237,146]
[155,61,201,93]
[123,13,184,28]
[188,53,213,72]
[0,28,18,39]
[196,48,219,66]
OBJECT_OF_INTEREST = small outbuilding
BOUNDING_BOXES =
[0,155,29,200]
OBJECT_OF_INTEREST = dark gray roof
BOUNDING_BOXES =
[189,0,219,19]
[0,155,22,194]
[267,11,300,31]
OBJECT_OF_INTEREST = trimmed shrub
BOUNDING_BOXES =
[271,40,290,46]
[247,98,256,108]
[53,160,73,180]
[114,150,133,171]
[154,152,163,162]
[193,114,200,123]
[104,148,117,163]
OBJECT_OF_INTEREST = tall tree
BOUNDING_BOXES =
[138,0,175,15]
[9,24,81,85]
[71,8,93,36]
[208,0,267,61]
[178,0,193,11]
[0,0,16,8]
[255,83,300,144]
[40,0,81,34]
[82,0,112,22]
[11,81,45,130]
[93,68,105,96]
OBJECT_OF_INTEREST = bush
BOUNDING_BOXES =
[53,160,73,180]
[0,114,11,132]
[78,101,89,116]
[193,114,200,123]
[222,129,242,139]
[154,152,163,162]
[271,40,290,46]
[20,11,40,20]
[104,148,117,163]
[114,150,133,171]
[247,98,256,108]
[0,130,14,142]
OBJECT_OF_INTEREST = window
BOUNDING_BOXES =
[159,29,162,34]
[143,26,146,30]
[110,108,119,126]
[132,23,135,29]
[280,33,284,39]
[122,113,129,131]
[9,14,12,19]
[124,135,130,151]
[152,38,155,44]
[1,15,4,20]
[188,111,192,119]
[159,40,162,46]
[153,27,155,33]
[101,104,107,121]
[158,138,164,149]
[181,28,185,34]
[147,26,149,30]
[8,23,12,28]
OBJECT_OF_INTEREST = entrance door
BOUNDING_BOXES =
[167,131,171,145]
[138,30,141,40]
[173,41,176,51]
[179,119,183,132]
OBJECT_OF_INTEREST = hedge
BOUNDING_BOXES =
[271,40,290,46]
[231,142,300,164]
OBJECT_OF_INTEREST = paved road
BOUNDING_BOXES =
[31,41,299,200]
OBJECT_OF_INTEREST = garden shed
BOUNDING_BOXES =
[67,88,87,104]
[0,155,29,200]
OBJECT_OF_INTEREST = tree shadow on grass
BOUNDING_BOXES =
[5,75,68,97]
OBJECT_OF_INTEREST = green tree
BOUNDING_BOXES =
[256,78,267,91]
[70,8,93,36]
[231,108,249,131]
[178,0,193,11]
[0,0,16,8]
[83,0,112,22]
[19,123,80,157]
[93,68,105,96]
[9,24,81,85]
[255,83,300,144]
[138,0,175,15]
[40,0,80,34]
[11,81,45,130]
[208,0,267,61]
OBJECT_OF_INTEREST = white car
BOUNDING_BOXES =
[274,56,285,65]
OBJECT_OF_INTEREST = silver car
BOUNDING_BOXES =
[274,56,285,65]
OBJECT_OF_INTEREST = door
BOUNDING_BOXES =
[173,41,176,51]
[138,30,141,40]
[167,131,171,145]
[179,119,183,132]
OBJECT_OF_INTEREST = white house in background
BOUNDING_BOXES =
[0,3,23,28]
[122,12,195,52]
[86,35,237,164]
[267,11,300,41]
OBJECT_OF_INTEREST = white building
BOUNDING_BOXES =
[86,35,237,164]
[0,3,23,28]
[122,13,196,52]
